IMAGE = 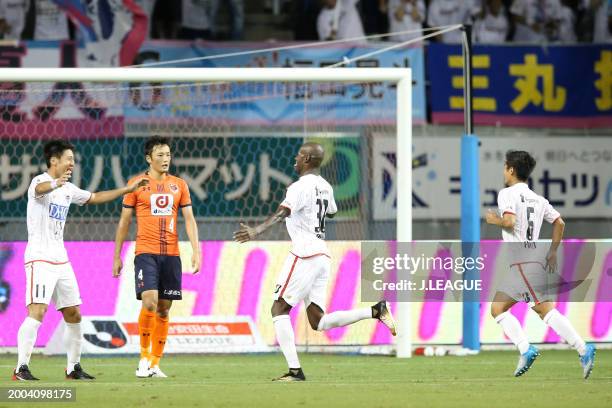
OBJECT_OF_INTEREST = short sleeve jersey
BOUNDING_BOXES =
[123,173,192,256]
[497,182,560,243]
[280,174,337,258]
[25,172,92,263]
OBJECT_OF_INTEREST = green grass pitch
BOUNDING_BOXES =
[0,351,610,408]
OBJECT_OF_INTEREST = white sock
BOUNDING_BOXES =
[272,315,300,369]
[317,308,372,331]
[64,322,82,374]
[16,317,41,370]
[495,311,530,355]
[543,309,587,356]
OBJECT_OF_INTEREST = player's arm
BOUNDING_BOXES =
[87,178,149,205]
[182,205,201,274]
[233,205,290,243]
[112,207,133,278]
[34,169,72,196]
[485,210,515,230]
[545,217,565,273]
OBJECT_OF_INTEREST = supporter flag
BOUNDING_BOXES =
[52,0,147,66]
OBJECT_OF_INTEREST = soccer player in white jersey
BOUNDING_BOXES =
[13,140,147,381]
[486,150,596,379]
[234,142,396,382]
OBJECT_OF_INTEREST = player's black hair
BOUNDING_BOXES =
[43,139,75,168]
[505,150,536,181]
[144,136,171,158]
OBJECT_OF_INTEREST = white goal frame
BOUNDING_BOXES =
[1,67,413,357]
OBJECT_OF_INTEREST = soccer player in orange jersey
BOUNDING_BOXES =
[112,136,200,378]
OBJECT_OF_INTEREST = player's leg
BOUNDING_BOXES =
[14,262,56,380]
[134,254,160,377]
[532,301,595,379]
[148,255,182,377]
[148,299,171,377]
[55,264,94,380]
[491,291,539,377]
[305,256,394,334]
[271,298,304,381]
[270,254,311,382]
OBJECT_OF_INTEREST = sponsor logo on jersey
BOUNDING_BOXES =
[49,203,69,221]
[150,194,174,216]
[163,289,181,296]
[169,183,179,194]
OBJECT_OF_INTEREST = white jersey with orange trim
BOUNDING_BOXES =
[25,172,92,264]
[497,182,560,243]
[280,174,337,258]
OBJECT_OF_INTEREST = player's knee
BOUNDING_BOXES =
[490,303,506,318]
[28,304,47,321]
[156,308,170,318]
[142,298,157,312]
[310,316,322,331]
[62,306,81,323]
[270,300,291,317]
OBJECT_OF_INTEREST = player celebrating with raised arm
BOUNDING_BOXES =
[486,150,596,379]
[13,139,148,381]
[113,136,200,378]
[234,142,396,382]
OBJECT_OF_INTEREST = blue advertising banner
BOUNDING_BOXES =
[428,44,612,128]
[129,41,426,124]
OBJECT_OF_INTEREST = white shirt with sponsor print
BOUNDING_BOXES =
[317,0,365,42]
[388,0,425,42]
[0,0,29,40]
[474,11,509,43]
[25,173,92,263]
[280,174,338,258]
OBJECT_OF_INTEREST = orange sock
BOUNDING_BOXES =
[150,314,169,367]
[138,308,155,359]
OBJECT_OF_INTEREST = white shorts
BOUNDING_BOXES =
[25,261,82,310]
[273,253,330,311]
[497,262,555,306]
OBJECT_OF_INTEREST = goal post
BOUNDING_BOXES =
[1,67,413,357]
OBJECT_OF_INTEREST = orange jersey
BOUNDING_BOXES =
[123,172,192,256]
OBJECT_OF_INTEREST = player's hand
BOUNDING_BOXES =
[233,223,257,243]
[191,252,201,274]
[485,209,501,225]
[55,169,72,188]
[126,177,149,193]
[545,251,558,274]
[113,257,123,278]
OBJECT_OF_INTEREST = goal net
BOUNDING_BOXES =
[0,68,412,354]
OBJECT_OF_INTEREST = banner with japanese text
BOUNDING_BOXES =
[0,134,361,219]
[374,135,612,219]
[0,40,425,127]
[428,44,612,128]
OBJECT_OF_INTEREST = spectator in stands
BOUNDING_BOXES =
[34,0,69,40]
[179,0,212,40]
[558,0,578,42]
[361,0,389,36]
[317,0,366,42]
[210,0,244,40]
[586,0,612,41]
[510,0,563,42]
[0,0,29,40]
[387,0,425,42]
[427,0,474,43]
[474,0,510,43]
